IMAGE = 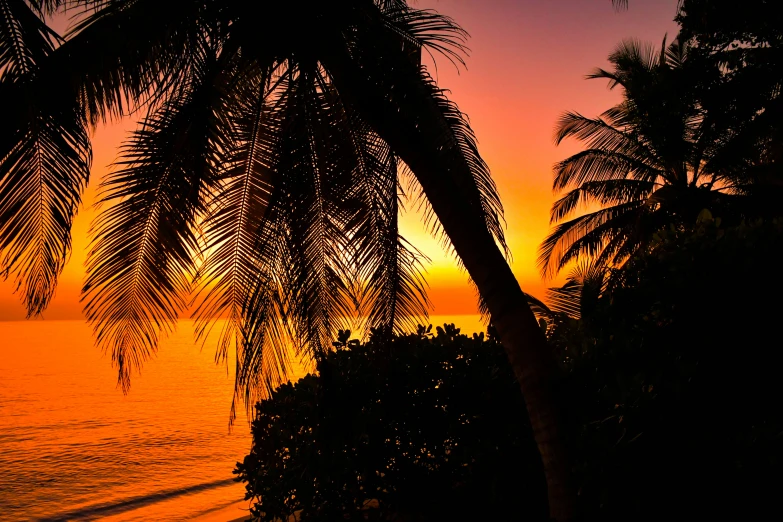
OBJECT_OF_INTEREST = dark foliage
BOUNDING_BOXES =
[0,0,91,315]
[235,325,547,522]
[555,217,783,521]
[544,34,783,275]
[678,0,782,57]
[544,0,783,277]
[0,1,512,414]
[238,218,783,521]
[678,0,783,202]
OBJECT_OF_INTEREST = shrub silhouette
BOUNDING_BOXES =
[236,220,783,521]
[235,325,547,521]
[560,218,783,521]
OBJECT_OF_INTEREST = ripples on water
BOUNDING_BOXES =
[0,316,482,521]
[0,320,260,521]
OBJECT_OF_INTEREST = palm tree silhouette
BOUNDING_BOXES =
[1,1,573,517]
[540,37,766,277]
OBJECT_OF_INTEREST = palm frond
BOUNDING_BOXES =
[235,209,291,419]
[358,221,432,336]
[346,124,431,336]
[192,65,280,364]
[546,283,582,319]
[325,5,507,254]
[0,0,90,316]
[42,0,219,123]
[0,95,90,315]
[553,112,668,187]
[546,261,608,320]
[524,291,553,320]
[586,39,667,97]
[394,67,508,257]
[429,72,508,252]
[553,147,663,194]
[557,204,650,271]
[379,1,469,68]
[554,112,655,158]
[227,74,294,416]
[665,36,688,68]
[0,0,60,80]
[239,65,357,385]
[282,67,359,357]
[538,201,644,277]
[551,178,657,222]
[28,1,94,16]
[82,41,232,391]
[610,38,662,73]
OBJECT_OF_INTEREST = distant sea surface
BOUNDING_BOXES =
[0,315,483,521]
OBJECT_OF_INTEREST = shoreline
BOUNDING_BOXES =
[192,500,251,521]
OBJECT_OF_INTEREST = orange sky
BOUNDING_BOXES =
[0,0,679,320]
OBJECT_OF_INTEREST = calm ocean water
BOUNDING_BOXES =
[0,316,483,521]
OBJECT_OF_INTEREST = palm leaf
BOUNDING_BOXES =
[0,93,90,315]
[587,39,663,89]
[538,201,644,277]
[377,0,469,67]
[551,178,657,222]
[325,3,507,254]
[546,261,608,320]
[612,0,628,10]
[0,0,60,80]
[558,203,652,270]
[43,0,218,123]
[553,148,663,198]
[82,41,233,390]
[553,112,661,184]
[0,0,90,316]
[192,65,280,364]
[238,64,356,403]
[280,66,361,356]
[312,71,431,335]
[353,147,431,336]
[235,205,291,418]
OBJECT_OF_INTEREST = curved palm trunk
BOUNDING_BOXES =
[323,40,575,522]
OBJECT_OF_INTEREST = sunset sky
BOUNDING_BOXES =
[0,0,680,320]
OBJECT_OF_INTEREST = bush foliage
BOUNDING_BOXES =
[559,218,783,520]
[235,325,547,521]
[237,220,783,521]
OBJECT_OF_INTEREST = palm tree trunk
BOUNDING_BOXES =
[415,191,575,522]
[323,39,576,522]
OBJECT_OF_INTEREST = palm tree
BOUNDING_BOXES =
[539,36,767,277]
[545,262,608,322]
[1,0,574,518]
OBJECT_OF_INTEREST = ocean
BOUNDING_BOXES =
[0,316,484,521]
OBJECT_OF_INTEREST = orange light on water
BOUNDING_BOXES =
[1,3,683,519]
